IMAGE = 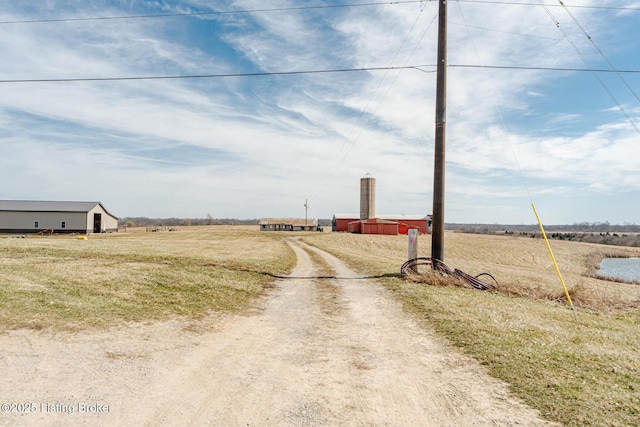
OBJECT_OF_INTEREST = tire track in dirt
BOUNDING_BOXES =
[293,240,557,426]
[0,238,556,426]
[122,238,555,426]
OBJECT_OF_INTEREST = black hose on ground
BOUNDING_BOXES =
[401,257,497,290]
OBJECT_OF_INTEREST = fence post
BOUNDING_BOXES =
[408,228,418,261]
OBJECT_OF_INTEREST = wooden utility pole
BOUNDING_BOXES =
[432,0,447,261]
[304,199,308,226]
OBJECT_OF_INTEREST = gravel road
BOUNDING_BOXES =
[0,238,555,426]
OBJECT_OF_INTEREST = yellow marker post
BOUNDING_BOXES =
[532,203,578,321]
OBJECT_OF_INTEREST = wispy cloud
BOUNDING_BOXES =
[0,1,638,223]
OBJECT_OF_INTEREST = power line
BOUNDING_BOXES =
[1,64,639,84]
[0,67,414,83]
[455,0,533,202]
[555,0,640,105]
[449,64,640,73]
[1,0,637,25]
[313,4,438,200]
[449,21,561,41]
[537,0,640,135]
[455,0,640,11]
[0,1,428,25]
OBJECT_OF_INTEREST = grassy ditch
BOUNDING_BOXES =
[301,231,640,427]
[0,226,295,331]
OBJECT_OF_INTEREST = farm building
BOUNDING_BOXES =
[332,214,431,235]
[259,218,320,232]
[0,200,119,234]
[332,175,431,235]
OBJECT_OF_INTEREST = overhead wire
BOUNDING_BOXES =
[455,0,577,319]
[1,64,639,84]
[555,0,640,105]
[453,0,640,11]
[2,0,639,224]
[0,1,430,24]
[312,2,438,201]
[449,21,562,41]
[537,0,640,135]
[0,67,424,83]
[0,0,637,26]
[448,64,640,73]
[452,1,532,199]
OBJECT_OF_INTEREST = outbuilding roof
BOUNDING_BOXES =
[333,213,430,221]
[0,200,119,219]
[260,218,317,226]
[332,213,360,220]
[378,214,431,221]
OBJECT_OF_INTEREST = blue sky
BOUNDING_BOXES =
[1,1,639,224]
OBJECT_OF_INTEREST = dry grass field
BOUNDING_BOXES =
[0,226,295,331]
[300,231,640,427]
[1,226,639,426]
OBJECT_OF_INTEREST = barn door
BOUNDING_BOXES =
[93,213,102,233]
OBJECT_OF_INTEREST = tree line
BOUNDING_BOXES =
[119,217,334,227]
[119,217,260,227]
[447,222,640,248]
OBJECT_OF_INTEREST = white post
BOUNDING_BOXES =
[408,229,418,261]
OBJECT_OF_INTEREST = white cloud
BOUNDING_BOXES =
[0,1,639,223]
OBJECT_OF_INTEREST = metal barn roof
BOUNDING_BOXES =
[260,218,317,226]
[333,213,430,221]
[0,200,118,219]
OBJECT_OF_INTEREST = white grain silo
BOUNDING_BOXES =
[360,173,376,220]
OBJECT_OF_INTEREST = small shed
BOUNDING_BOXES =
[259,218,319,232]
[0,200,119,234]
[382,214,432,235]
[347,218,401,235]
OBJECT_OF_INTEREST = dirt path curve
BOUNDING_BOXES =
[0,238,555,426]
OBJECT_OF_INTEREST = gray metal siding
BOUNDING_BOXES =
[0,200,120,234]
[0,211,87,232]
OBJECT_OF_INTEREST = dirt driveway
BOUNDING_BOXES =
[0,239,555,426]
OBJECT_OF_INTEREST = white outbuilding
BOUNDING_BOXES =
[0,200,119,235]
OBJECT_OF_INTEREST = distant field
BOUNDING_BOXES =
[1,226,639,426]
[300,231,640,427]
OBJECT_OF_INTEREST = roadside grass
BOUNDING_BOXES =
[0,226,295,331]
[301,231,640,427]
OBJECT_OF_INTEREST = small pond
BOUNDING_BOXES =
[598,258,640,283]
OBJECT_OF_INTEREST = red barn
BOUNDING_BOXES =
[333,214,358,233]
[333,214,431,235]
